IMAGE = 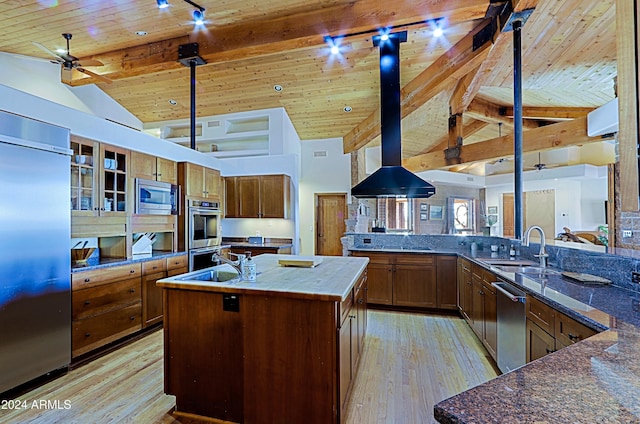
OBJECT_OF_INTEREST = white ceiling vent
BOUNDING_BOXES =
[207,120,221,128]
[313,151,328,158]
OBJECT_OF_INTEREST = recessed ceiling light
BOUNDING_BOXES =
[273,84,283,92]
[168,99,177,105]
[343,106,353,113]
[135,31,148,36]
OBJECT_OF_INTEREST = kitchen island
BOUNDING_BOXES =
[157,254,369,424]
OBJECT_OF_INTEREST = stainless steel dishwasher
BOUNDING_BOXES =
[492,281,527,373]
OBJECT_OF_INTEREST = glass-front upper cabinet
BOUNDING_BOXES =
[100,144,129,215]
[70,137,98,216]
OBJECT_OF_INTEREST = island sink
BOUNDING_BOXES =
[177,268,240,283]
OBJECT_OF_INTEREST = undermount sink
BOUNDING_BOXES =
[482,258,537,267]
[177,268,240,283]
[495,265,560,277]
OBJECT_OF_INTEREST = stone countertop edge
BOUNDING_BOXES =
[71,251,187,273]
[226,242,294,248]
[157,254,369,302]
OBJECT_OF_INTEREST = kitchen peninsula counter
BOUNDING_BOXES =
[157,254,369,424]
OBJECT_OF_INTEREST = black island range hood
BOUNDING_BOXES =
[351,31,436,199]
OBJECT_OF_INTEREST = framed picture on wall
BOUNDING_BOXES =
[420,212,428,221]
[488,206,498,214]
[429,205,443,220]
[420,203,429,211]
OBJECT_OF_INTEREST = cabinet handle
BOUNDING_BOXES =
[101,207,105,211]
[358,298,364,304]
[130,316,136,321]
[130,269,135,273]
[479,290,484,295]
[568,333,580,341]
[84,278,91,283]
[152,266,157,270]
[349,315,356,319]
[85,333,91,338]
[94,207,99,211]
[84,300,91,305]
[130,288,135,293]
[546,348,556,354]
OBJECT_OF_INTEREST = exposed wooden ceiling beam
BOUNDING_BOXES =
[466,97,542,129]
[343,18,496,153]
[415,118,488,155]
[70,0,490,86]
[403,116,597,172]
[499,106,595,120]
[463,0,541,109]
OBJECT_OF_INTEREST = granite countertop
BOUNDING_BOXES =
[157,254,368,302]
[349,245,640,422]
[71,251,187,272]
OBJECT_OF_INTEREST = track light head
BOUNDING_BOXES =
[156,0,170,9]
[193,9,204,25]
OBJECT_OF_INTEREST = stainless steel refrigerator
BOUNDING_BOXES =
[0,111,72,394]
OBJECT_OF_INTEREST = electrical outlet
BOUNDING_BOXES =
[633,271,640,284]
[623,230,633,238]
[363,238,372,244]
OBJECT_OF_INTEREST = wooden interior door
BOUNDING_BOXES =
[316,194,347,256]
[502,194,515,238]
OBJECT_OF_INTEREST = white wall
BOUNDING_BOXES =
[485,166,608,237]
[299,138,352,255]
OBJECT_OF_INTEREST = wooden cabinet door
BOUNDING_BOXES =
[471,278,484,338]
[185,163,204,197]
[204,167,221,199]
[459,261,473,322]
[260,175,288,218]
[526,319,556,362]
[131,151,156,181]
[100,144,129,215]
[338,315,353,414]
[238,176,260,217]
[225,177,240,218]
[143,271,165,327]
[436,256,458,310]
[157,157,177,184]
[366,262,393,305]
[71,136,99,217]
[393,264,437,308]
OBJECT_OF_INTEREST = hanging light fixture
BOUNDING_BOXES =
[155,0,206,26]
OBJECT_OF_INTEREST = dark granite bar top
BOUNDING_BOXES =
[349,244,640,422]
[71,251,187,273]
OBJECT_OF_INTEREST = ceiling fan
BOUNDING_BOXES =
[526,152,561,171]
[33,33,112,84]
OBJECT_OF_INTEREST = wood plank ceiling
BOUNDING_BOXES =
[0,0,617,172]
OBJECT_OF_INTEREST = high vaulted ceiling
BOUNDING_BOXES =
[0,0,617,172]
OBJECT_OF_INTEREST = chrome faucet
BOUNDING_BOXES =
[213,252,247,277]
[522,225,549,268]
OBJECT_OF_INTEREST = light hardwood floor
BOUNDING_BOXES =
[2,310,497,424]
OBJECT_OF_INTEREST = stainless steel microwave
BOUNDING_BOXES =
[135,178,179,215]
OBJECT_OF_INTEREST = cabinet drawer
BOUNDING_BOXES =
[72,263,142,290]
[555,312,597,346]
[142,258,166,274]
[394,254,433,266]
[352,251,390,265]
[526,296,555,336]
[166,255,188,271]
[167,267,188,278]
[72,303,142,358]
[340,291,354,325]
[73,277,141,320]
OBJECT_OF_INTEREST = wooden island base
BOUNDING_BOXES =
[159,254,368,424]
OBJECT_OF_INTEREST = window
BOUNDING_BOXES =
[447,197,476,234]
[377,197,413,232]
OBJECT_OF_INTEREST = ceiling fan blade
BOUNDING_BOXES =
[76,59,104,67]
[77,67,113,84]
[32,41,62,61]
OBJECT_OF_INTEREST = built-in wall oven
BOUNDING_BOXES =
[188,199,222,271]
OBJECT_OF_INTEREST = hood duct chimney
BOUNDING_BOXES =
[351,31,436,198]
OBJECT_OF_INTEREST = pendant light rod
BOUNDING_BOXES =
[177,43,206,150]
